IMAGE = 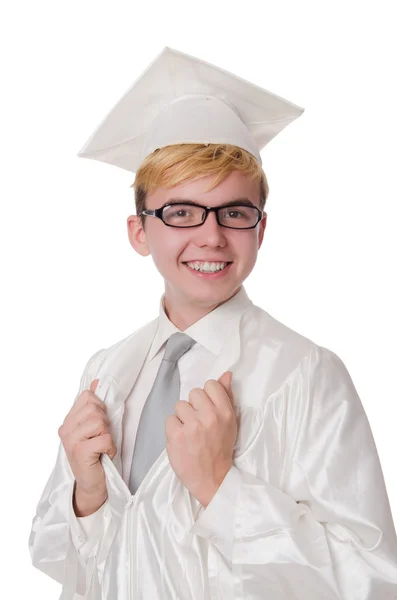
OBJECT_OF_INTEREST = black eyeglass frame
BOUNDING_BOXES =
[139,202,266,230]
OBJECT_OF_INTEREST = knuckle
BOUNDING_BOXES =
[225,410,234,423]
[87,404,101,418]
[93,416,106,430]
[189,388,200,399]
[190,419,200,433]
[174,427,185,441]
[93,396,107,412]
[87,392,102,405]
[204,379,216,391]
[101,433,115,452]
[205,413,218,428]
[71,440,82,459]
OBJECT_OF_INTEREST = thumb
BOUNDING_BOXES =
[218,371,234,408]
[90,378,99,394]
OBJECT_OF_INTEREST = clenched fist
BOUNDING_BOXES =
[58,379,117,517]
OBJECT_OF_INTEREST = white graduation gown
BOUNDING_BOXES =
[29,300,397,599]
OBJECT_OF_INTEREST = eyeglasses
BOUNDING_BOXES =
[139,202,265,229]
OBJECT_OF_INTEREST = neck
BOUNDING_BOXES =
[163,286,241,330]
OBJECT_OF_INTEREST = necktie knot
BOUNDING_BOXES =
[163,332,196,363]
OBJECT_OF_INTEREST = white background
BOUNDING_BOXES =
[2,0,396,597]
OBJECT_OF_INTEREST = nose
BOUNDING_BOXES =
[194,209,227,247]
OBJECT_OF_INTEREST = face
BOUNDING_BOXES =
[127,170,267,326]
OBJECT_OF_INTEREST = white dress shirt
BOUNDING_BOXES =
[75,286,253,561]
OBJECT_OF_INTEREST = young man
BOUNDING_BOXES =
[29,47,397,599]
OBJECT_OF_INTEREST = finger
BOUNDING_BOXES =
[174,399,196,423]
[86,433,117,460]
[78,433,117,461]
[78,402,109,423]
[187,387,214,412]
[63,403,110,436]
[219,371,236,411]
[165,414,183,441]
[64,416,111,447]
[218,371,233,400]
[64,398,107,432]
[69,378,100,415]
[203,378,233,411]
[69,387,106,418]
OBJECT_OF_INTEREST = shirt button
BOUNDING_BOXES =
[78,535,85,543]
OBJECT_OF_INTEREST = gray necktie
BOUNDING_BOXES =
[129,332,196,495]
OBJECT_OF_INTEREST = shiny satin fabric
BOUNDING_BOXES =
[29,300,397,599]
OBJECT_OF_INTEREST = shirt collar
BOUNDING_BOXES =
[147,285,252,361]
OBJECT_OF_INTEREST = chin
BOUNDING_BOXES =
[185,285,238,305]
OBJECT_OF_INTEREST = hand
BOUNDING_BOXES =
[165,371,237,507]
[58,379,117,515]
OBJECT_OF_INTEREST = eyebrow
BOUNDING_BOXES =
[166,197,257,208]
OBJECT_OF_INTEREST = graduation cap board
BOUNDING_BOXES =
[77,46,304,174]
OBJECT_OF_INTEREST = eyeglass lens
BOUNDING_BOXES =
[162,203,259,228]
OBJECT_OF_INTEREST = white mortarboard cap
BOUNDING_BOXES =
[77,46,304,174]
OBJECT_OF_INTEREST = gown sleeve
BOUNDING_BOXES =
[73,499,109,561]
[28,348,109,599]
[190,345,397,599]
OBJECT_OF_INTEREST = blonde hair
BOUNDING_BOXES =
[131,143,269,228]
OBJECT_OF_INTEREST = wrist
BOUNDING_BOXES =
[73,481,108,517]
[194,465,232,508]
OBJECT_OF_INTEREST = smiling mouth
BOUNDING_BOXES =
[182,261,233,275]
[182,260,233,273]
[182,261,233,265]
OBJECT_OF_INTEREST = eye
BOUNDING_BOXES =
[172,209,191,217]
[225,209,244,219]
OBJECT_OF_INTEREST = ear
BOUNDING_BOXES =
[127,215,151,257]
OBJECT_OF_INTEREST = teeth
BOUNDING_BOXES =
[186,261,228,273]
